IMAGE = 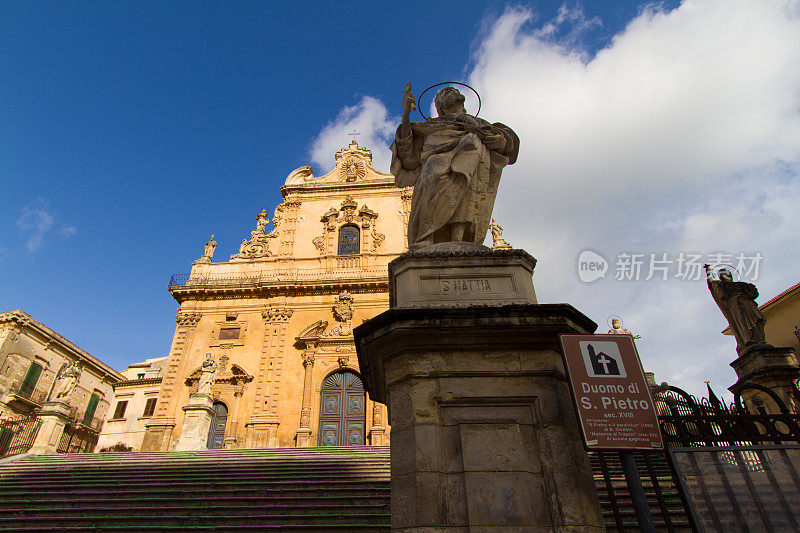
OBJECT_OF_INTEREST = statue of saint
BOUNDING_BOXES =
[391,83,520,250]
[53,361,81,401]
[197,353,217,396]
[705,265,766,352]
[607,318,641,339]
[200,234,217,262]
[255,209,269,234]
[489,218,511,249]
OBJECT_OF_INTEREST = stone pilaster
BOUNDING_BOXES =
[244,307,291,448]
[141,310,200,451]
[369,402,387,445]
[295,351,315,447]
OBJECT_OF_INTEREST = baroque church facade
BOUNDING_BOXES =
[105,141,409,451]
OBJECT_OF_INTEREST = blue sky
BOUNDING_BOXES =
[3,1,798,398]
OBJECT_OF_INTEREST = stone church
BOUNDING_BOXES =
[99,141,410,452]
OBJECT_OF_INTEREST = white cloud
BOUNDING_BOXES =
[467,0,800,397]
[309,96,398,174]
[16,199,77,252]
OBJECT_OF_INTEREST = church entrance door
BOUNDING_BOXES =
[206,401,227,449]
[318,371,365,446]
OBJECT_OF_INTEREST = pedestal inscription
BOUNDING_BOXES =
[390,243,537,308]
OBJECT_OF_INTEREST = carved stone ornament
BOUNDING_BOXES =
[231,209,275,261]
[326,291,355,337]
[175,311,202,327]
[339,156,366,182]
[312,198,385,255]
[262,307,294,323]
[197,234,217,263]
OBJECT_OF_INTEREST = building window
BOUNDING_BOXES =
[137,373,145,380]
[111,400,128,420]
[83,394,100,425]
[142,398,157,418]
[338,225,360,255]
[219,327,241,340]
[18,362,43,399]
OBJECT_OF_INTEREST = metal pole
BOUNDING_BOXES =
[619,451,655,532]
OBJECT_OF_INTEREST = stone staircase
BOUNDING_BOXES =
[0,446,391,532]
[0,445,702,531]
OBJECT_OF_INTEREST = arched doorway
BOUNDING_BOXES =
[318,370,365,446]
[206,401,228,449]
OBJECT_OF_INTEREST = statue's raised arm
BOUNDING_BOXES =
[390,83,519,251]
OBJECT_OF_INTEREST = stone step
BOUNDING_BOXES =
[0,514,391,529]
[0,487,389,500]
[0,502,390,517]
[0,525,387,532]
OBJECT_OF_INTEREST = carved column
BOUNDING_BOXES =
[142,310,201,451]
[245,307,292,448]
[296,349,315,447]
[369,402,387,445]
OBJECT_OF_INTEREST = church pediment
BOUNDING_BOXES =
[283,140,392,186]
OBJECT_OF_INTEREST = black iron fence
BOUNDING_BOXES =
[0,413,40,458]
[594,381,800,532]
[57,422,99,454]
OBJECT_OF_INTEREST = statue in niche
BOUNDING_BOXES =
[53,361,81,401]
[607,318,641,339]
[198,235,217,263]
[489,218,511,249]
[705,265,767,353]
[390,82,520,251]
[197,353,217,396]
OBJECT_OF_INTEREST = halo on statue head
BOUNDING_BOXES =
[607,315,624,329]
[710,264,742,282]
[417,82,482,120]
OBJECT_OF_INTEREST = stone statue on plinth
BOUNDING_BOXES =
[53,361,81,401]
[489,218,512,249]
[705,265,766,353]
[608,317,641,339]
[390,82,519,251]
[197,352,217,396]
[197,235,216,263]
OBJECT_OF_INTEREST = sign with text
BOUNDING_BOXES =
[560,334,663,451]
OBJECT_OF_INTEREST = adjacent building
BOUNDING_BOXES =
[0,310,123,452]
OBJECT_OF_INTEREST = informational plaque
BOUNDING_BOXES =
[559,334,663,450]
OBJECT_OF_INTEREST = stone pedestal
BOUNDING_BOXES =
[245,416,280,448]
[730,344,800,413]
[354,245,603,531]
[173,394,215,451]
[29,401,72,455]
[141,418,176,452]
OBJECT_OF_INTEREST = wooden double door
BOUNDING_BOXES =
[318,371,366,446]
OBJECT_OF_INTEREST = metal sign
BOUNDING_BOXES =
[560,334,663,450]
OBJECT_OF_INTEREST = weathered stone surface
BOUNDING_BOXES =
[354,303,605,531]
[389,243,537,308]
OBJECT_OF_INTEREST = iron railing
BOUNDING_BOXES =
[0,413,41,458]
[594,381,800,532]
